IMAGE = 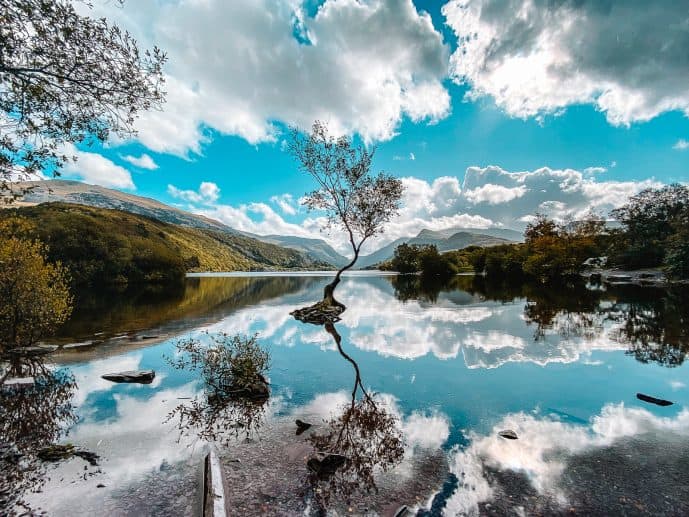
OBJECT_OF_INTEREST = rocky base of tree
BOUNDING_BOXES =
[290,301,345,325]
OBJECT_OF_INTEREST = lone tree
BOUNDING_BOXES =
[288,121,403,310]
[0,0,166,199]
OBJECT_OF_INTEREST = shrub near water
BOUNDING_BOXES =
[0,217,72,354]
[167,332,270,399]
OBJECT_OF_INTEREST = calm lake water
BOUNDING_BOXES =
[5,273,689,515]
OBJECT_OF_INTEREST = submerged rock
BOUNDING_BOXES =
[636,393,673,407]
[295,419,312,435]
[102,370,156,384]
[498,430,519,440]
[307,453,347,479]
[394,505,412,517]
[38,444,100,466]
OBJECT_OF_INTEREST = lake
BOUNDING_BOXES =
[4,273,689,515]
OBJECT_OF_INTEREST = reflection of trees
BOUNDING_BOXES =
[392,273,689,368]
[0,363,77,512]
[521,283,604,341]
[166,394,267,444]
[390,274,454,303]
[607,287,689,367]
[306,322,404,508]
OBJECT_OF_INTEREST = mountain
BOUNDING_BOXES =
[415,227,524,242]
[18,180,237,233]
[356,229,516,269]
[17,180,343,268]
[0,203,330,285]
[259,235,349,267]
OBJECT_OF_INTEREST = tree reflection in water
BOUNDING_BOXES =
[391,274,689,368]
[608,287,689,367]
[0,359,77,512]
[166,393,268,444]
[304,321,405,509]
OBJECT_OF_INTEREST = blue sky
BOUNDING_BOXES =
[62,0,689,253]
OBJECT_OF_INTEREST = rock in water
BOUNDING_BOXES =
[636,393,673,406]
[498,429,518,440]
[307,453,347,479]
[101,370,156,384]
[295,419,312,435]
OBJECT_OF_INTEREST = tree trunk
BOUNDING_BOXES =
[322,247,360,308]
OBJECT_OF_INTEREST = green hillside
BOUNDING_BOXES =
[0,203,329,285]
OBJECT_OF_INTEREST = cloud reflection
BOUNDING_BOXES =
[444,404,689,514]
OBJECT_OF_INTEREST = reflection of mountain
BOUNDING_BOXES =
[357,228,517,269]
[53,276,318,361]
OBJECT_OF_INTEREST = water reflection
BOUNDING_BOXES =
[306,322,404,507]
[56,276,317,348]
[0,363,77,512]
[445,403,689,515]
[9,273,689,514]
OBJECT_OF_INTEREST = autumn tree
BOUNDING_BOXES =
[0,217,72,355]
[288,121,404,308]
[0,0,166,199]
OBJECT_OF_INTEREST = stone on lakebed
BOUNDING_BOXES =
[498,429,519,440]
[102,370,155,384]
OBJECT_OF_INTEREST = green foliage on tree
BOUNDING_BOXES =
[611,184,689,275]
[0,217,72,353]
[1,0,166,198]
[390,242,420,274]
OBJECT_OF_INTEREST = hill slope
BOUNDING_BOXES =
[259,235,348,267]
[18,180,343,266]
[18,180,236,233]
[357,229,515,269]
[1,203,329,285]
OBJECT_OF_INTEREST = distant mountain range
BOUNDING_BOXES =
[257,235,349,267]
[15,180,523,271]
[17,180,348,267]
[356,227,521,269]
[1,202,330,284]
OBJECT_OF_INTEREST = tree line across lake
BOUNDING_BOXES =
[381,184,689,282]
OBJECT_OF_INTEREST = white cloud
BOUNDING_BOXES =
[83,0,450,155]
[61,144,135,190]
[444,0,689,125]
[673,139,689,151]
[670,380,686,391]
[165,165,659,254]
[464,183,527,205]
[167,181,220,204]
[270,193,297,216]
[121,153,159,170]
